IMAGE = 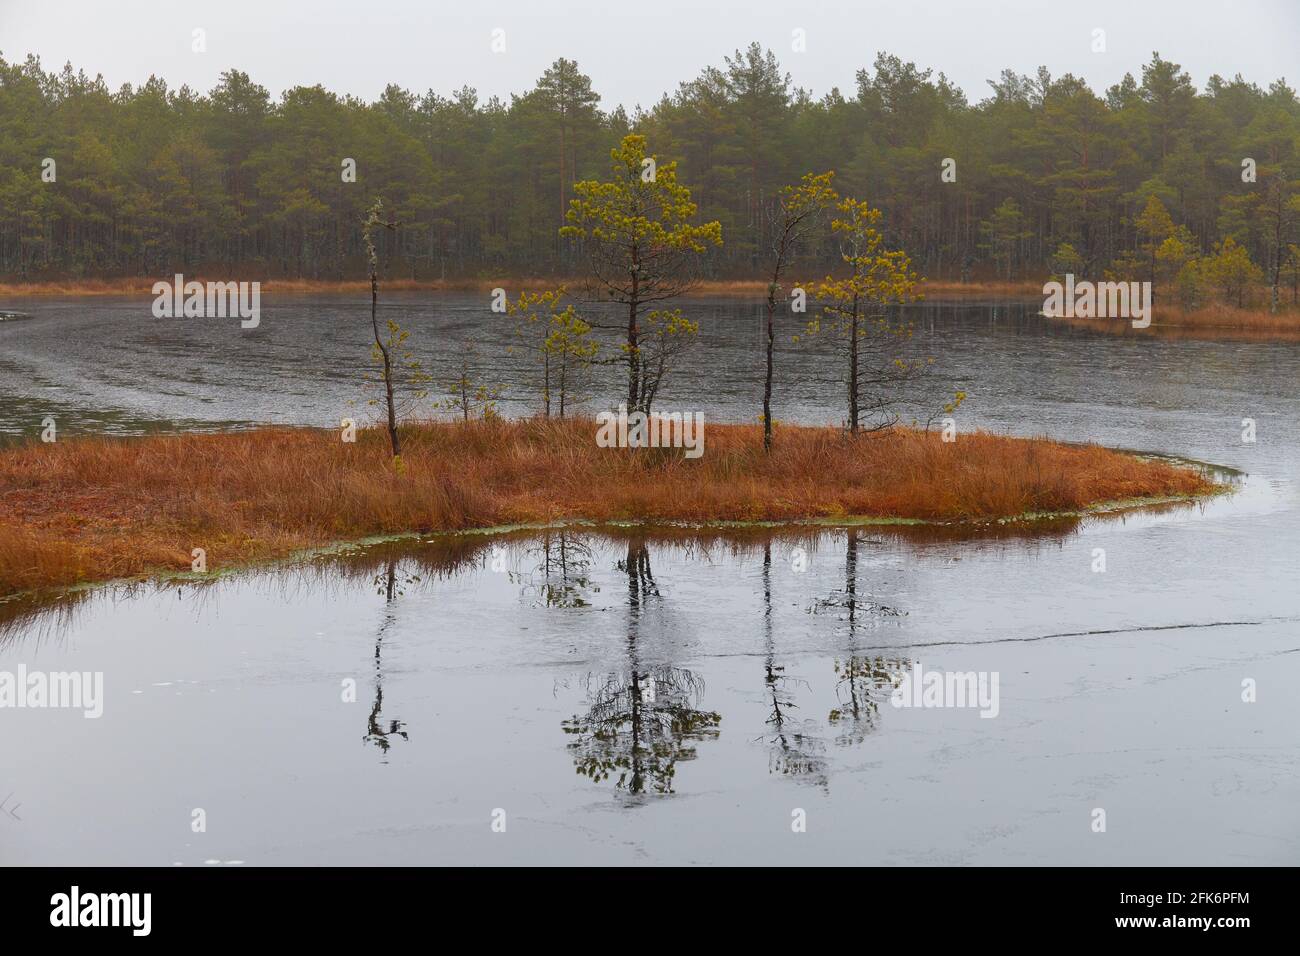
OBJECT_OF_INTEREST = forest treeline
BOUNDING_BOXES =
[0,45,1297,285]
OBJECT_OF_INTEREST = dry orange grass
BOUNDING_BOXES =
[0,419,1216,598]
[1,276,1051,300]
[0,276,767,297]
[6,277,1297,325]
[1047,302,1300,341]
[0,276,531,296]
[918,279,1046,298]
[1155,302,1300,334]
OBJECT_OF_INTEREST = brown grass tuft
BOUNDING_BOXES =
[0,419,1217,597]
[1046,301,1300,341]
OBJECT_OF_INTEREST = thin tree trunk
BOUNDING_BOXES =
[559,358,567,418]
[627,251,640,412]
[1271,209,1282,314]
[763,275,777,452]
[848,298,860,434]
[370,269,401,458]
[559,122,567,246]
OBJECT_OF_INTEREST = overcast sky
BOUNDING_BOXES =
[2,0,1296,109]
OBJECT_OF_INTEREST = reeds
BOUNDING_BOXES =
[0,419,1216,597]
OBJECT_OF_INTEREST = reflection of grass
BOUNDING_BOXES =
[0,418,1218,598]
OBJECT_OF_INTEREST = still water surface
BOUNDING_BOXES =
[0,294,1297,864]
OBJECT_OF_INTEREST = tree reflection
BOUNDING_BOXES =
[810,528,905,624]
[759,542,827,786]
[826,529,908,745]
[562,538,720,795]
[828,654,907,746]
[519,530,595,608]
[364,557,413,755]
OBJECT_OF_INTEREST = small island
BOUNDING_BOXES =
[0,132,1231,599]
[0,418,1219,598]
